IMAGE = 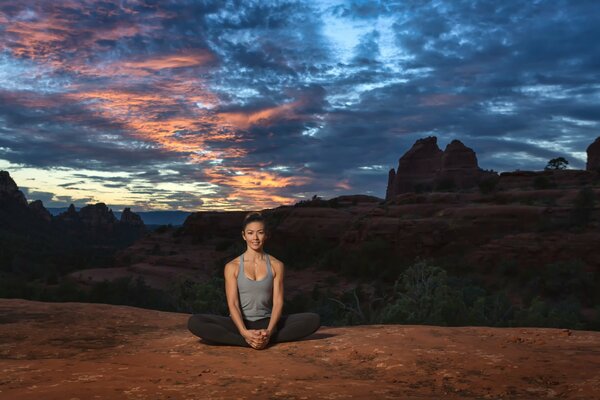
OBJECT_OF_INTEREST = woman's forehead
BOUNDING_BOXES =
[245,221,265,230]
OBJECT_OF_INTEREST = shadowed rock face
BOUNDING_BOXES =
[0,171,147,276]
[587,136,600,171]
[121,207,144,227]
[1,298,599,399]
[28,200,52,223]
[0,171,51,234]
[0,170,27,207]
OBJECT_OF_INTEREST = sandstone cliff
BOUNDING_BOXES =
[386,137,496,199]
[0,298,598,399]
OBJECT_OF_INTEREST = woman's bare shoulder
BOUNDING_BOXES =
[224,257,240,276]
[268,254,285,269]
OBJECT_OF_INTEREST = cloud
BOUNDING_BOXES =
[0,0,598,209]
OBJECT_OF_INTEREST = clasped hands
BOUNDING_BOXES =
[242,328,272,350]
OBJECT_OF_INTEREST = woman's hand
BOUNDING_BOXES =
[242,329,268,349]
[254,329,272,350]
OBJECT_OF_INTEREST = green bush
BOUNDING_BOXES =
[377,259,468,325]
[513,295,585,329]
[467,290,514,326]
[167,276,228,315]
[534,260,596,305]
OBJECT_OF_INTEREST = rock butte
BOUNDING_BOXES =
[587,136,600,172]
[1,298,599,400]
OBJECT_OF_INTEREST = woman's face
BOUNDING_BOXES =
[242,221,266,250]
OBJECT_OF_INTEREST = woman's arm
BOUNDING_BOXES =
[224,262,265,348]
[266,260,284,335]
[224,262,250,337]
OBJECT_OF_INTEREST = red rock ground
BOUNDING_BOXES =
[1,298,599,399]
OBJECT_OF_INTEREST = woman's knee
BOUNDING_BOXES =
[187,314,201,334]
[187,313,211,335]
[306,312,320,332]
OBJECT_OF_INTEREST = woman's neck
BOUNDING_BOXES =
[244,248,265,260]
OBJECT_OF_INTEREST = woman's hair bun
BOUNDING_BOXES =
[242,211,268,232]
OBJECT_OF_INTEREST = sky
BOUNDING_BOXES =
[1,0,599,211]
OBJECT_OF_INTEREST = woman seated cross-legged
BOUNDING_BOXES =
[187,211,320,349]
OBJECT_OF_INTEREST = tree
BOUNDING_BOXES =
[545,157,569,170]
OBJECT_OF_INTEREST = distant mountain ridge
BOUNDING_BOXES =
[47,208,190,226]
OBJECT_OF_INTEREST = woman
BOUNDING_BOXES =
[187,211,320,349]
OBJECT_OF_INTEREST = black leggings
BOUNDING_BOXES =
[187,312,320,347]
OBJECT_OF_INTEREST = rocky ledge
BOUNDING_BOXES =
[0,298,599,399]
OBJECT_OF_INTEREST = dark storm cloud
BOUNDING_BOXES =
[21,186,94,208]
[0,0,598,209]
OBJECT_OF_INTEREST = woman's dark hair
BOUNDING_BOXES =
[242,211,268,234]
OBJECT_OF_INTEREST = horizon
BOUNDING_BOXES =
[1,1,599,211]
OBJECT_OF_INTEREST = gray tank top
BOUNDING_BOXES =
[235,253,273,321]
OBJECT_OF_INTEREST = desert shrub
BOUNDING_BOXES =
[88,276,168,309]
[467,290,514,326]
[167,276,227,314]
[531,260,596,305]
[513,295,585,329]
[377,259,468,326]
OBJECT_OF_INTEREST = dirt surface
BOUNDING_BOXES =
[1,298,599,399]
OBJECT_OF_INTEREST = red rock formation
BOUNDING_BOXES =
[388,136,444,197]
[56,203,79,223]
[0,171,51,233]
[0,170,27,206]
[28,199,52,223]
[437,139,485,189]
[120,207,145,230]
[386,137,496,199]
[79,202,118,229]
[1,298,599,399]
[586,136,600,171]
[385,168,396,200]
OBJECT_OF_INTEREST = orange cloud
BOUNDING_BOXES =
[203,167,312,209]
[219,101,302,129]
[121,52,214,71]
[335,179,352,190]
